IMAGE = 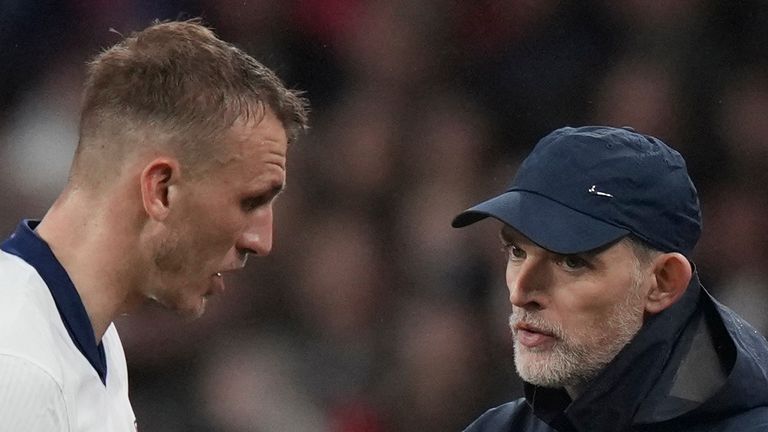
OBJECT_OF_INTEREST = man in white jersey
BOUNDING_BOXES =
[0,20,309,431]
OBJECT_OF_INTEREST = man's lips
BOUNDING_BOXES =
[208,272,225,296]
[514,322,556,348]
[207,265,245,297]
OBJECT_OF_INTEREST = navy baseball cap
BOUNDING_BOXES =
[452,126,702,257]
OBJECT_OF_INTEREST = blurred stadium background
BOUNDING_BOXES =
[2,1,768,431]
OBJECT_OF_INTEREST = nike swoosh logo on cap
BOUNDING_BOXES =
[588,185,614,198]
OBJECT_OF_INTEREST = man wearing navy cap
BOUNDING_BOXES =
[454,126,768,431]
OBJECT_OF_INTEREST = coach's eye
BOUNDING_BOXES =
[502,243,526,261]
[561,255,587,270]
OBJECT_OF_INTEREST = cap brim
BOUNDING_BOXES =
[451,191,630,254]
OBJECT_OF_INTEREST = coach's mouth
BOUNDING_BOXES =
[515,322,554,335]
[514,322,556,348]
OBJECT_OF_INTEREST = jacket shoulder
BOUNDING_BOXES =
[650,406,768,432]
[463,399,554,431]
[705,406,768,431]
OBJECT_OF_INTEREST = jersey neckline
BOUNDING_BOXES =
[2,219,107,385]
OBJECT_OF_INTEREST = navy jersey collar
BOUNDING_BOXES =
[2,220,107,384]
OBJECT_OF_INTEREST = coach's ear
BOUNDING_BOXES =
[645,252,693,315]
[140,157,180,221]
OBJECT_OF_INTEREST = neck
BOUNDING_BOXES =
[36,185,143,341]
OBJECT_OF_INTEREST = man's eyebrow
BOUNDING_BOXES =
[499,226,521,244]
[249,183,284,204]
[268,183,285,199]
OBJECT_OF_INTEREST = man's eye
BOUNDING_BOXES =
[502,243,526,260]
[561,255,587,270]
[242,196,268,211]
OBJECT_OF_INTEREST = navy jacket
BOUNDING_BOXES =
[464,273,768,431]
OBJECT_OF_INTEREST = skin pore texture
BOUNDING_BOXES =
[501,226,650,399]
[35,108,288,342]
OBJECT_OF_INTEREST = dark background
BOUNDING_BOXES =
[1,1,767,431]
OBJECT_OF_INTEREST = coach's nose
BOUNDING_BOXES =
[237,206,274,259]
[507,257,549,310]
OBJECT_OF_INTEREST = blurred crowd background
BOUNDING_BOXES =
[2,1,768,431]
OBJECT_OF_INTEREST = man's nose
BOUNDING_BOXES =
[507,258,548,310]
[237,206,274,258]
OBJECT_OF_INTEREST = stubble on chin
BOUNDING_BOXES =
[153,229,185,273]
[184,295,208,320]
[509,291,645,390]
[147,230,209,319]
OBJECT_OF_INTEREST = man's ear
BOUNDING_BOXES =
[140,158,180,221]
[645,252,693,315]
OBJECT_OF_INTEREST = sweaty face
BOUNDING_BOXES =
[149,109,288,317]
[501,226,648,392]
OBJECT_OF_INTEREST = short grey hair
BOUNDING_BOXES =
[623,235,661,267]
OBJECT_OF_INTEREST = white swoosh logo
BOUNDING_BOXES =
[588,185,614,198]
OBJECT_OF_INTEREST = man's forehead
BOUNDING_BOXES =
[499,224,625,256]
[233,120,287,155]
[499,225,532,244]
[214,114,288,166]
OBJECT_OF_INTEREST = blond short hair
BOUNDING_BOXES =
[72,19,308,184]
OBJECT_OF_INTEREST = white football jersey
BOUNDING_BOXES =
[0,221,136,431]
